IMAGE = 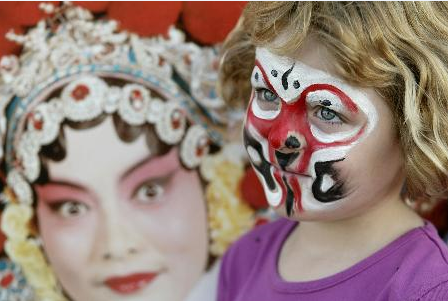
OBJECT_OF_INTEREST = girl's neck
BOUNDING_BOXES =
[278,192,423,282]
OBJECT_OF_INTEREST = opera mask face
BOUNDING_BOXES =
[244,46,401,220]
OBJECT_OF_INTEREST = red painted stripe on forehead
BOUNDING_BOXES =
[302,84,359,113]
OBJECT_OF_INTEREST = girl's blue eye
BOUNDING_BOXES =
[263,89,278,102]
[252,87,281,119]
[320,107,337,121]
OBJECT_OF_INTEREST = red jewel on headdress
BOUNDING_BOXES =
[170,110,182,129]
[28,111,44,130]
[71,84,90,101]
[130,89,144,110]
[0,272,14,288]
[196,137,209,157]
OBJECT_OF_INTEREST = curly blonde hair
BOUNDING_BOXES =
[219,1,448,206]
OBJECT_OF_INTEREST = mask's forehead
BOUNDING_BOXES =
[254,47,349,103]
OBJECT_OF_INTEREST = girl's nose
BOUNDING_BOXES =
[272,133,307,170]
[285,136,301,150]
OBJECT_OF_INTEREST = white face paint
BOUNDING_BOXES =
[244,42,403,221]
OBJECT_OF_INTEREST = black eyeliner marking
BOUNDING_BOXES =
[293,80,300,89]
[255,72,259,81]
[271,70,278,77]
[244,128,276,190]
[281,63,295,90]
[312,158,346,203]
[321,99,332,107]
[283,176,294,217]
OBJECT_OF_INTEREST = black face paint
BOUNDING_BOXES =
[321,99,332,107]
[281,63,295,90]
[275,151,299,170]
[244,128,276,191]
[285,136,300,149]
[312,158,346,203]
[283,176,295,217]
[293,80,300,89]
[255,72,259,81]
[271,70,278,77]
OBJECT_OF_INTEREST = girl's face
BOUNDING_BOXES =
[35,117,208,301]
[244,38,404,220]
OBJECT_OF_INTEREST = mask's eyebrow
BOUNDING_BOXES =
[120,155,154,182]
[120,148,179,183]
[40,180,84,190]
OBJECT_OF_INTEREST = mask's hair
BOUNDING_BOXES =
[219,1,448,203]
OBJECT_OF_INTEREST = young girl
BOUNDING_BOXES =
[218,2,448,300]
[0,3,264,301]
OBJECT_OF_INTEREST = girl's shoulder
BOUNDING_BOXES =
[389,222,448,300]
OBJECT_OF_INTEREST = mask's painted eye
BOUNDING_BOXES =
[252,88,281,120]
[134,181,164,204]
[50,201,89,218]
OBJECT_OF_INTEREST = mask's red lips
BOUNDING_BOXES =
[104,272,158,294]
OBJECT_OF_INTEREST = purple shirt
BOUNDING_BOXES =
[218,218,448,301]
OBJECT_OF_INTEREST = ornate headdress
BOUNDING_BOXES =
[0,3,265,300]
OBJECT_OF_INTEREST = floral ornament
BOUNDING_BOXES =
[6,170,33,206]
[118,83,151,126]
[1,203,32,241]
[0,55,19,84]
[155,101,187,145]
[61,76,108,122]
[181,125,210,169]
[5,239,62,301]
[1,202,62,301]
[201,144,258,256]
[0,258,35,301]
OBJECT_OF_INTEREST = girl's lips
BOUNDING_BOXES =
[104,272,158,294]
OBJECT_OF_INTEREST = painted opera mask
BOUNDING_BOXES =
[244,43,404,220]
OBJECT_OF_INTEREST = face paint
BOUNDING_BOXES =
[244,47,378,217]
